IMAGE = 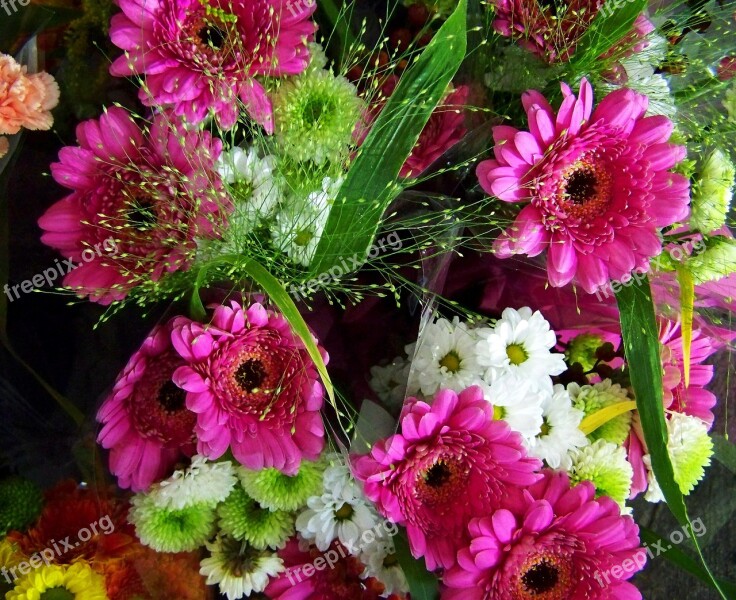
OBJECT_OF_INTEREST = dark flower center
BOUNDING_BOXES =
[235,358,267,391]
[537,0,566,17]
[521,559,559,594]
[198,24,226,49]
[565,167,599,204]
[424,462,452,488]
[40,588,75,600]
[158,380,187,413]
[127,196,158,230]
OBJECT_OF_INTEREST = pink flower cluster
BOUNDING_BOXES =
[97,300,327,491]
[354,386,645,597]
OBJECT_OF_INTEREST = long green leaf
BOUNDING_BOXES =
[308,0,468,276]
[616,278,727,599]
[639,529,736,597]
[238,258,335,407]
[394,531,439,600]
[562,0,647,78]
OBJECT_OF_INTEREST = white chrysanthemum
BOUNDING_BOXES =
[475,307,566,392]
[568,439,633,510]
[153,455,238,510]
[484,374,545,442]
[643,413,714,503]
[360,539,409,598]
[200,536,284,600]
[217,146,281,231]
[295,458,382,553]
[528,384,588,470]
[406,316,485,396]
[272,176,338,267]
[370,355,411,409]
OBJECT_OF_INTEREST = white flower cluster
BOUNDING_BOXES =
[371,307,588,469]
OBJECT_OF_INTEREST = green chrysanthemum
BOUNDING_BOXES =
[239,461,325,512]
[568,380,633,445]
[0,477,43,535]
[645,413,714,502]
[569,439,633,508]
[273,67,362,166]
[690,149,734,233]
[217,485,294,550]
[687,236,736,285]
[565,333,605,372]
[129,493,215,552]
[669,413,713,495]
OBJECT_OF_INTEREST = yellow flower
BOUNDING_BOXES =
[7,561,108,600]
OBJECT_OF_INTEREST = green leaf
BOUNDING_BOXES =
[308,0,468,276]
[615,277,727,599]
[563,0,647,78]
[713,435,736,475]
[237,258,335,407]
[639,528,736,597]
[394,531,439,600]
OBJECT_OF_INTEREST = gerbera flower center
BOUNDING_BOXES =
[125,194,159,230]
[40,588,74,600]
[439,351,462,373]
[158,379,187,412]
[129,353,196,445]
[235,358,267,392]
[335,503,354,521]
[198,24,226,50]
[416,457,468,508]
[506,343,529,365]
[558,159,612,219]
[516,552,574,599]
[424,462,451,488]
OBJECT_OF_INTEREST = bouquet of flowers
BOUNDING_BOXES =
[2,0,736,598]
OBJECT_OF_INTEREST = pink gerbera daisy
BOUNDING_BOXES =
[38,107,229,304]
[353,386,541,571]
[109,0,316,131]
[400,85,470,179]
[443,471,645,600]
[171,300,326,474]
[97,321,196,492]
[478,78,690,293]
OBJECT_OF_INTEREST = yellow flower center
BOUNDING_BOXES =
[439,351,461,373]
[493,405,506,420]
[335,503,354,521]
[506,343,528,365]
